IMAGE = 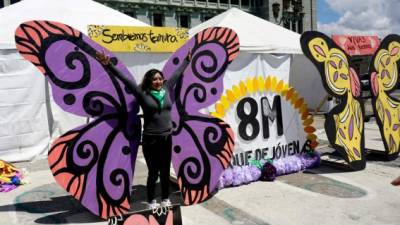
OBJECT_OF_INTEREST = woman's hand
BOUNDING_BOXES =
[96,51,111,65]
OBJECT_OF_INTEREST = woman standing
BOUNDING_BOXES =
[96,51,191,209]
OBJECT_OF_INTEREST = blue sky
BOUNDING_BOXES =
[317,0,339,24]
[316,0,400,37]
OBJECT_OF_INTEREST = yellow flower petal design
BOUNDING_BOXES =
[211,75,318,151]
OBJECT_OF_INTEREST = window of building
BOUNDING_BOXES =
[0,1,4,8]
[152,13,164,27]
[123,10,137,19]
[283,0,291,10]
[220,0,228,3]
[209,0,217,3]
[179,15,190,28]
[203,15,214,22]
[241,0,249,6]
[231,0,239,5]
[10,0,19,4]
[298,17,303,33]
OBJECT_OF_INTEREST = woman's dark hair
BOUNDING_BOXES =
[140,69,164,91]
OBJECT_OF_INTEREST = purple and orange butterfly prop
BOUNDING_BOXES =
[14,20,239,219]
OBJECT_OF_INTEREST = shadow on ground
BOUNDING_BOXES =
[0,182,181,224]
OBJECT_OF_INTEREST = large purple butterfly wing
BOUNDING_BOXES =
[15,20,141,219]
[163,27,239,204]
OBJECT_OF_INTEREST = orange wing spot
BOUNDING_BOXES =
[207,28,218,41]
[37,66,46,74]
[121,198,129,210]
[219,150,231,167]
[178,177,182,189]
[69,175,81,197]
[54,172,74,190]
[48,144,67,173]
[27,21,50,41]
[201,28,218,43]
[38,21,66,36]
[228,50,239,62]
[15,28,28,40]
[226,31,238,44]
[217,29,230,43]
[216,28,226,40]
[165,210,174,225]
[201,185,209,202]
[22,54,40,64]
[74,175,84,200]
[58,23,76,36]
[200,29,212,43]
[74,28,81,37]
[51,132,78,148]
[17,40,39,54]
[15,43,33,54]
[23,25,43,48]
[198,29,209,43]
[149,215,159,225]
[184,189,190,205]
[193,190,201,204]
[126,214,149,224]
[190,190,200,204]
[100,195,108,219]
[226,39,238,50]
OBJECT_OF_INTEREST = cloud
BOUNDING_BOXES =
[318,0,400,37]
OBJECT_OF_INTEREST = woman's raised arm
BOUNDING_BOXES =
[96,51,141,96]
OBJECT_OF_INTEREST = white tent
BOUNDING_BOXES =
[0,0,149,48]
[189,8,326,112]
[190,7,302,54]
[0,0,149,162]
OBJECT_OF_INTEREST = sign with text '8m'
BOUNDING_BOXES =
[211,76,318,166]
[88,25,188,52]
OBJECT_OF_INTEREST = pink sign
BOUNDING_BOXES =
[332,35,380,56]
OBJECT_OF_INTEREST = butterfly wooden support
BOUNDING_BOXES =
[15,20,239,219]
[300,31,400,171]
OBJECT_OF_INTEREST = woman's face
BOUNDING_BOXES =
[151,73,164,90]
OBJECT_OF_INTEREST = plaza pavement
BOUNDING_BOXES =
[1,115,400,225]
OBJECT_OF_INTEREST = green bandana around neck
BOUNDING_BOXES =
[150,88,166,109]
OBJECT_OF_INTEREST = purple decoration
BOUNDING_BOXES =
[249,165,262,181]
[162,27,239,204]
[242,166,253,184]
[218,167,233,189]
[273,152,321,176]
[15,20,141,219]
[299,152,321,168]
[261,162,277,181]
[232,166,245,186]
[0,183,18,192]
[0,167,24,193]
[217,165,261,189]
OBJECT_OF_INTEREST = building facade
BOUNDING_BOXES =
[0,0,317,33]
[95,0,317,33]
[0,0,20,8]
